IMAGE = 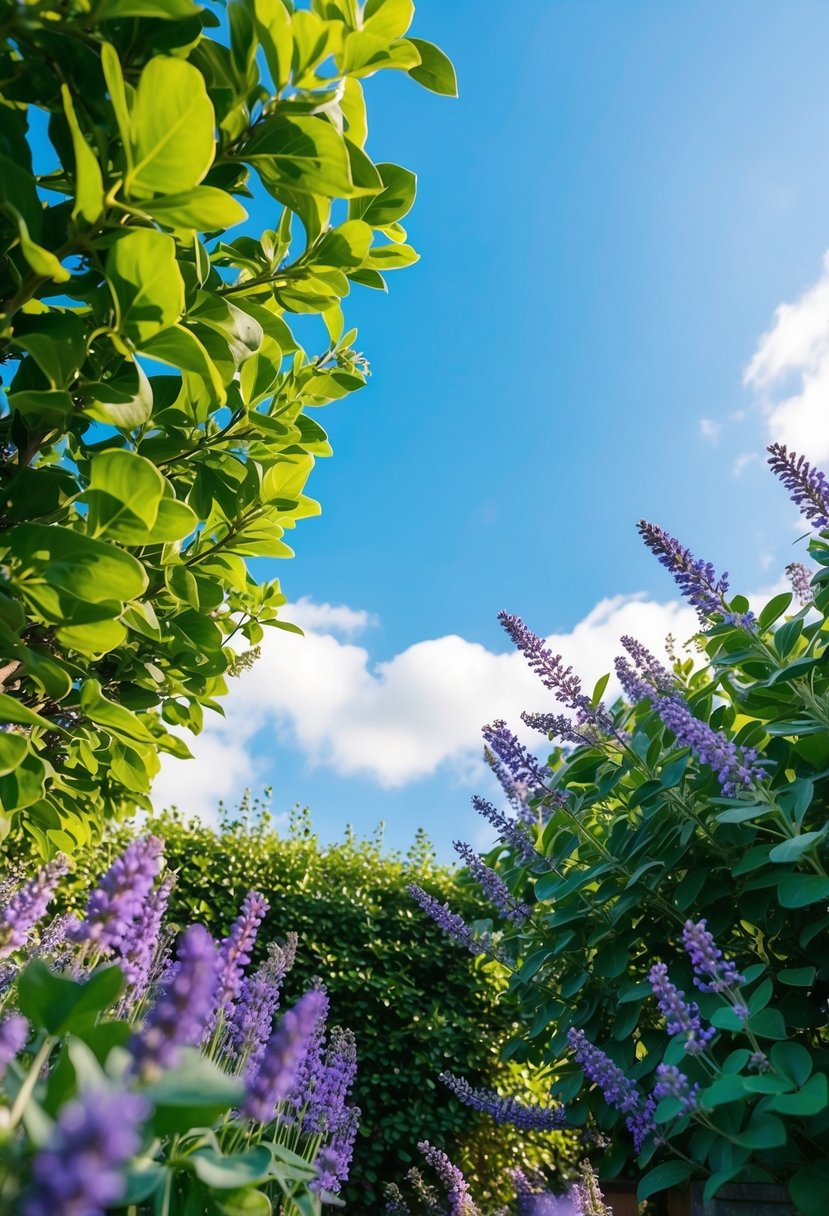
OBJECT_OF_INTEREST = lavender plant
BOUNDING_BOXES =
[411,450,829,1212]
[0,840,359,1215]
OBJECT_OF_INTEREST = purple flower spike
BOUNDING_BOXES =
[648,963,714,1055]
[130,924,218,1078]
[243,988,328,1124]
[620,636,675,693]
[786,562,813,605]
[482,720,549,800]
[116,874,173,996]
[212,890,270,1027]
[653,1063,700,1115]
[69,837,164,952]
[22,1089,148,1216]
[0,856,69,959]
[638,521,754,629]
[453,841,531,923]
[768,443,829,529]
[418,1141,481,1216]
[682,920,745,993]
[228,934,298,1065]
[440,1071,566,1131]
[567,1028,654,1153]
[312,1104,360,1194]
[407,884,501,960]
[651,690,762,795]
[303,1025,357,1135]
[472,796,539,866]
[0,1013,28,1078]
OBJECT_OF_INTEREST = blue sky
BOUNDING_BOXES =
[155,1,829,856]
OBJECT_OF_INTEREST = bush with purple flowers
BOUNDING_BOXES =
[410,448,829,1214]
[0,840,360,1214]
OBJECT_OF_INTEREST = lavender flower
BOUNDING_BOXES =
[682,920,745,993]
[130,924,218,1078]
[407,884,500,960]
[567,1028,654,1152]
[620,636,675,693]
[786,561,813,605]
[228,933,298,1065]
[0,1013,28,1078]
[69,837,164,951]
[473,796,539,866]
[242,988,328,1124]
[211,890,269,1028]
[484,745,536,822]
[652,692,762,796]
[638,520,754,628]
[0,856,69,959]
[453,841,531,923]
[648,963,714,1055]
[22,1089,148,1216]
[440,1071,566,1131]
[418,1141,480,1216]
[312,1104,360,1194]
[571,1160,612,1216]
[614,656,654,708]
[286,984,330,1123]
[768,443,829,529]
[482,721,549,799]
[384,1183,412,1215]
[32,912,71,960]
[653,1064,700,1115]
[303,1026,357,1135]
[115,874,173,996]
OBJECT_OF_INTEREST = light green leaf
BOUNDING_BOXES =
[61,86,104,223]
[96,0,201,15]
[363,0,414,40]
[100,44,133,173]
[365,241,418,270]
[126,57,216,199]
[83,449,166,542]
[243,114,375,199]
[252,0,294,92]
[339,30,420,76]
[148,497,198,542]
[139,324,226,404]
[10,524,148,605]
[138,187,247,233]
[11,313,87,388]
[0,732,28,776]
[108,229,185,343]
[82,362,153,429]
[0,691,64,733]
[351,161,416,225]
[262,455,315,504]
[14,212,70,282]
[191,1147,272,1190]
[407,37,458,96]
[79,679,156,744]
[56,618,128,656]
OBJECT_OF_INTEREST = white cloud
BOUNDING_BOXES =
[732,452,759,477]
[700,418,722,442]
[287,597,377,638]
[744,251,829,461]
[152,593,700,814]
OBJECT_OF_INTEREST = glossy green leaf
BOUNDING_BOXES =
[61,86,104,223]
[17,962,124,1035]
[407,38,458,96]
[139,187,247,232]
[126,57,215,199]
[108,229,185,342]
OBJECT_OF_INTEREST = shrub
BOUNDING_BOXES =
[0,0,454,852]
[56,799,570,1211]
[410,445,829,1214]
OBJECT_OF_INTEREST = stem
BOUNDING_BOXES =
[8,1036,55,1128]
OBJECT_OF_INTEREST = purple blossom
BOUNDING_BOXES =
[453,841,531,923]
[638,520,754,629]
[22,1089,148,1216]
[312,1104,360,1194]
[482,721,549,799]
[0,1013,28,1078]
[32,913,71,960]
[786,562,813,605]
[228,934,297,1065]
[483,744,536,822]
[303,1025,357,1135]
[682,920,745,993]
[130,924,218,1078]
[115,874,173,996]
[0,856,69,959]
[440,1071,566,1131]
[407,884,501,960]
[211,890,269,1028]
[653,1064,700,1116]
[286,984,329,1122]
[648,963,715,1055]
[69,837,164,952]
[472,796,539,866]
[614,656,654,707]
[620,636,675,693]
[567,1029,654,1153]
[418,1141,480,1216]
[384,1183,411,1215]
[243,988,328,1124]
[651,691,763,796]
[768,443,829,530]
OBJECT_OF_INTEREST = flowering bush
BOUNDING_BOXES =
[411,445,829,1214]
[0,835,360,1214]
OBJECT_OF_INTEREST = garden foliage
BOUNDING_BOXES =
[59,801,567,1212]
[0,834,362,1215]
[410,447,829,1214]
[0,0,455,852]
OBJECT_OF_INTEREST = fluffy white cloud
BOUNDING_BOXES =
[152,592,700,817]
[744,251,829,461]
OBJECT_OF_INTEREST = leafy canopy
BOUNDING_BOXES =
[0,0,455,853]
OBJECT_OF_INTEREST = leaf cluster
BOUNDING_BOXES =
[0,0,454,851]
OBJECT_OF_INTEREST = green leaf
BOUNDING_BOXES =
[778,966,816,987]
[108,229,185,343]
[770,1041,813,1087]
[100,44,133,170]
[0,691,63,733]
[766,1072,828,1116]
[145,1049,244,1134]
[243,115,375,199]
[0,731,29,775]
[126,57,216,199]
[216,1190,273,1216]
[191,1147,272,1189]
[13,212,69,282]
[758,591,794,630]
[10,523,148,605]
[81,363,154,429]
[637,1161,692,1201]
[139,325,226,405]
[791,1163,829,1216]
[734,1112,787,1148]
[11,313,87,388]
[17,962,124,1035]
[774,616,804,658]
[768,831,826,863]
[138,187,247,232]
[96,0,201,15]
[61,86,104,223]
[79,679,156,744]
[778,874,829,907]
[363,0,415,40]
[83,449,166,543]
[407,38,458,96]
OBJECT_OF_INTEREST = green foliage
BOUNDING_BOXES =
[0,0,451,853]
[60,800,569,1211]
[465,535,829,1212]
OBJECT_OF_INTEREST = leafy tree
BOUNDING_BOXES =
[0,0,456,853]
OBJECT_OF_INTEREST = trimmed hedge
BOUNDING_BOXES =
[57,797,567,1210]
